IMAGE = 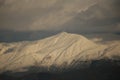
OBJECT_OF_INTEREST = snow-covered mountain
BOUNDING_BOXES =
[0,32,120,73]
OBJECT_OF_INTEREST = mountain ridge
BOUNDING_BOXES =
[0,32,120,73]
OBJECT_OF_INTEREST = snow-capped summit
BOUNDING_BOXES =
[0,32,120,72]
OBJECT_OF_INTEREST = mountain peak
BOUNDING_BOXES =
[55,32,87,41]
[57,32,80,37]
[58,32,70,36]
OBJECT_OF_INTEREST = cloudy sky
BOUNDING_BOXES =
[0,0,120,42]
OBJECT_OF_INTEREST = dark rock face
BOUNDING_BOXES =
[0,59,120,80]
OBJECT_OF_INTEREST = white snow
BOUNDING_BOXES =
[0,32,120,72]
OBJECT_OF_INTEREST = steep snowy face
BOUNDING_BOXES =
[0,32,118,72]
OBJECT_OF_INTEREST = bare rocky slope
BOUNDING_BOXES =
[0,32,120,73]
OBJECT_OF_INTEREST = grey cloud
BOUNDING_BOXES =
[61,0,120,33]
[0,0,97,31]
[0,0,4,7]
[0,0,61,30]
[28,0,97,31]
[0,0,120,35]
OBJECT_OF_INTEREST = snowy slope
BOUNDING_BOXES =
[0,32,120,72]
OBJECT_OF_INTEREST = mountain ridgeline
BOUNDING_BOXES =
[0,32,120,80]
